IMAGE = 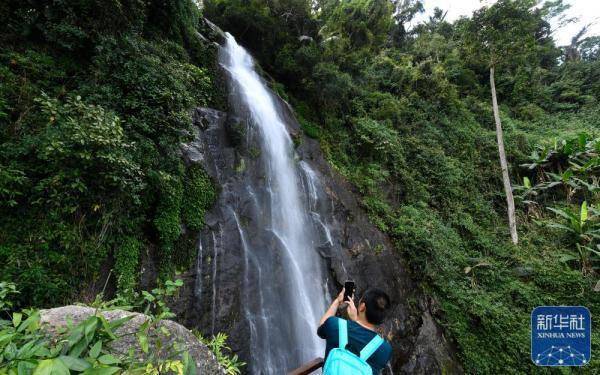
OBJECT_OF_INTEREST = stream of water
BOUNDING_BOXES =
[219,33,328,374]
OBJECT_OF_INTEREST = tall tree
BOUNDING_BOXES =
[490,64,518,244]
[461,0,544,244]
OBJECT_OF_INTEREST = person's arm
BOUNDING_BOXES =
[346,296,358,321]
[319,288,345,326]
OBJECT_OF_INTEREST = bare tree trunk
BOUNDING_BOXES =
[490,66,518,244]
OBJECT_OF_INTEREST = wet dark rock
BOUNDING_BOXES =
[401,311,461,374]
[224,114,245,148]
[175,24,462,373]
[200,18,226,46]
[193,106,223,130]
[178,102,462,374]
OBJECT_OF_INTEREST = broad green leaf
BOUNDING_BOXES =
[107,315,134,331]
[141,291,155,302]
[68,335,88,358]
[48,343,62,357]
[580,201,588,225]
[97,354,120,365]
[59,355,91,371]
[17,312,40,333]
[0,332,16,346]
[16,339,37,358]
[32,359,54,375]
[523,176,531,189]
[35,346,51,357]
[69,317,99,357]
[67,324,84,347]
[13,313,22,328]
[182,352,197,375]
[81,366,120,375]
[547,206,577,221]
[578,132,588,148]
[83,317,99,344]
[5,342,17,360]
[98,316,116,340]
[137,332,149,353]
[32,358,69,375]
[17,359,37,375]
[52,358,70,375]
[89,341,102,359]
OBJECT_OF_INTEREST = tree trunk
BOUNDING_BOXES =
[490,66,518,244]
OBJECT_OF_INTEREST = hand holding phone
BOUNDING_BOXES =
[343,280,355,302]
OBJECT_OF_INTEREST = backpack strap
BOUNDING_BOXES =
[359,334,384,361]
[337,319,348,349]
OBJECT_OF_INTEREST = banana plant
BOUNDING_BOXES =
[514,176,545,218]
[555,133,590,159]
[547,201,600,273]
[543,170,580,201]
[514,176,539,205]
[572,177,600,195]
[520,146,552,170]
[570,156,600,174]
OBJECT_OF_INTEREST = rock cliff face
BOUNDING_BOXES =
[177,105,461,373]
[171,18,462,373]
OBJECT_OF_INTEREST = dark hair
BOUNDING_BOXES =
[361,288,391,325]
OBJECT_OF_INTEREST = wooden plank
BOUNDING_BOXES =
[287,357,324,375]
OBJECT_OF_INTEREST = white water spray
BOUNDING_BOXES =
[220,33,328,373]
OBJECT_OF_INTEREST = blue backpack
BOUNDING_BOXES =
[322,319,384,375]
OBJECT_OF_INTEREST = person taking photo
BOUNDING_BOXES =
[317,287,392,374]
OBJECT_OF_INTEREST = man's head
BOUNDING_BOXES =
[358,288,391,325]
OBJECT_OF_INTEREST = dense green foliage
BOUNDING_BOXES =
[207,0,599,372]
[0,1,217,307]
[0,279,243,374]
[516,133,600,274]
[2,0,599,372]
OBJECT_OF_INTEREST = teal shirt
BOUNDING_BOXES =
[317,317,392,374]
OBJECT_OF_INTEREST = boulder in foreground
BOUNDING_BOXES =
[40,305,224,374]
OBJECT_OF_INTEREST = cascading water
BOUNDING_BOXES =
[187,24,460,375]
[218,33,328,373]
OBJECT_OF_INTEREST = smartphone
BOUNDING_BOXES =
[343,280,355,302]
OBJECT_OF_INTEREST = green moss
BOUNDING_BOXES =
[299,117,321,139]
[271,81,290,102]
[153,171,184,276]
[182,165,217,232]
[114,236,141,299]
[236,157,246,173]
[249,147,261,159]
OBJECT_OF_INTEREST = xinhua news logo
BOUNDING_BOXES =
[531,306,591,366]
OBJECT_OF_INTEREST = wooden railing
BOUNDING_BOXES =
[287,357,324,375]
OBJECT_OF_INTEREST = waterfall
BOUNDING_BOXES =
[218,33,328,373]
